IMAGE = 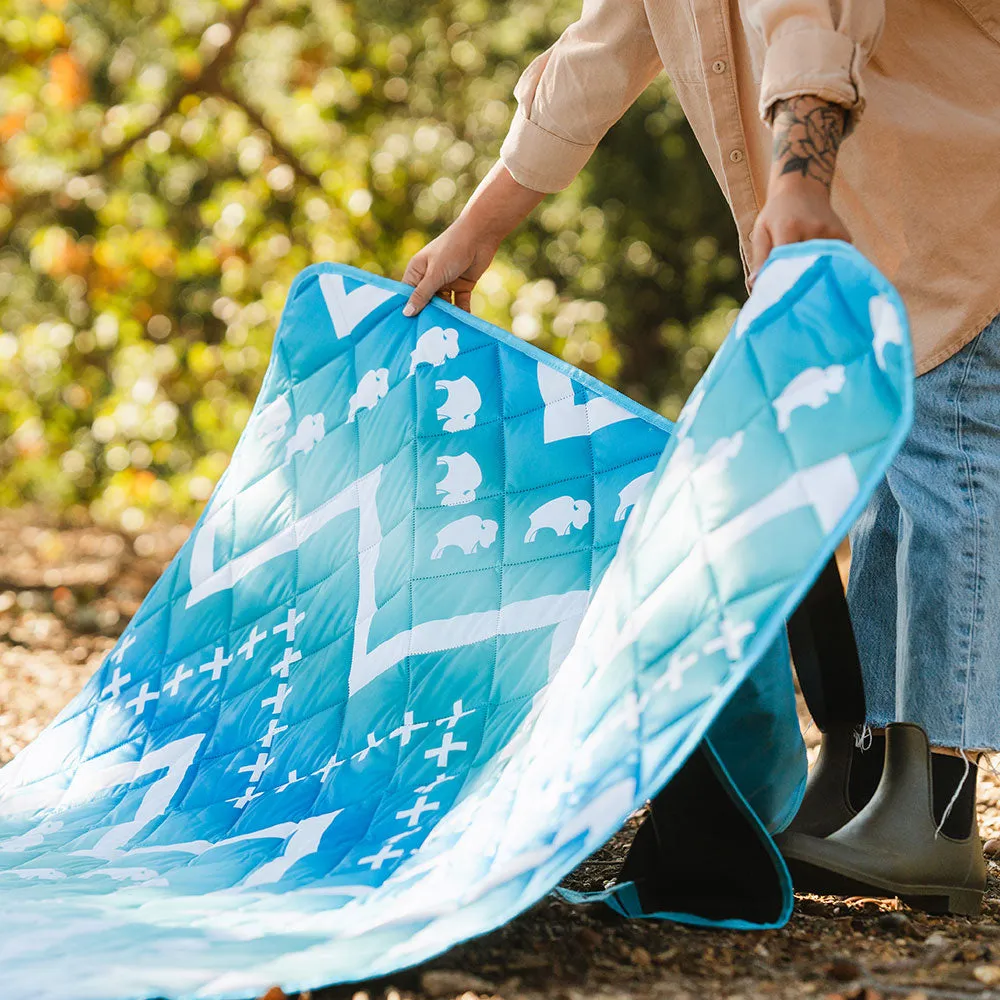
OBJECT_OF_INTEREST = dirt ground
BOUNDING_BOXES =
[3,511,1000,1000]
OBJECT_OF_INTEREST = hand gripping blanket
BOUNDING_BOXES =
[0,241,912,1000]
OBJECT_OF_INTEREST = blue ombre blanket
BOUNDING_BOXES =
[0,241,912,999]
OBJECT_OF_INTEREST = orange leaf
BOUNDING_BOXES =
[257,988,289,1000]
[49,52,89,109]
[0,112,27,140]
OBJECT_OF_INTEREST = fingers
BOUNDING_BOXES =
[748,213,852,289]
[829,221,853,245]
[769,221,850,246]
[401,251,426,291]
[403,249,447,317]
[454,288,472,312]
[403,268,442,317]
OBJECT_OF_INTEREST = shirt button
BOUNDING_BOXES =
[729,148,744,163]
[712,59,727,74]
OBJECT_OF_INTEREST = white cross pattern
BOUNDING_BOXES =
[110,633,135,665]
[414,773,455,795]
[424,731,467,768]
[389,711,428,747]
[702,618,755,662]
[199,646,231,681]
[261,682,292,715]
[162,663,194,698]
[618,690,640,732]
[238,752,272,784]
[273,608,305,644]
[313,753,344,783]
[124,682,159,716]
[270,647,302,679]
[661,651,699,693]
[238,625,267,661]
[352,731,384,763]
[260,718,289,749]
[358,841,405,871]
[230,785,264,810]
[395,794,440,828]
[101,666,131,700]
[185,468,590,696]
[275,770,305,793]
[386,828,419,846]
[435,699,475,729]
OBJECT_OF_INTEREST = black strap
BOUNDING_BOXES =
[786,555,866,732]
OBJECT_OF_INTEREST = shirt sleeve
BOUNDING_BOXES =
[499,0,663,193]
[743,0,885,129]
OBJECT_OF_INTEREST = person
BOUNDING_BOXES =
[399,0,1000,915]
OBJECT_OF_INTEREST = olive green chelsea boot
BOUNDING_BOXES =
[778,723,985,916]
[786,723,885,838]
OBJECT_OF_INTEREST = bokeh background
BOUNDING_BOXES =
[0,0,745,530]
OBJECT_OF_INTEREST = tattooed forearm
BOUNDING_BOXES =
[771,96,848,189]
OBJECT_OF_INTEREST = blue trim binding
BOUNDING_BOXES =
[285,261,676,434]
[551,239,914,928]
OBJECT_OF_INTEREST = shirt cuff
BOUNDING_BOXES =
[499,105,598,194]
[758,27,868,131]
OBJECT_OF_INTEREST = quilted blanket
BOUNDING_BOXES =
[0,240,911,1000]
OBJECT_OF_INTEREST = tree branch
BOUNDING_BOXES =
[1,0,266,237]
[216,83,323,187]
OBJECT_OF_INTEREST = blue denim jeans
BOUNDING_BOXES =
[848,312,1000,751]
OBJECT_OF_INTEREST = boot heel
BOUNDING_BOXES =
[903,888,983,917]
[945,887,983,917]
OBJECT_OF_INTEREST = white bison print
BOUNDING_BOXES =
[285,413,325,462]
[436,453,482,506]
[869,294,905,371]
[435,377,481,433]
[700,431,745,478]
[348,368,389,422]
[614,472,653,522]
[0,818,63,852]
[431,515,499,559]
[773,365,846,432]
[525,496,592,543]
[660,432,744,497]
[256,394,291,447]
[408,326,459,376]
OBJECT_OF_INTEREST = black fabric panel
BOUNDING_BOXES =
[931,754,978,840]
[786,555,866,732]
[619,743,784,924]
[848,731,885,813]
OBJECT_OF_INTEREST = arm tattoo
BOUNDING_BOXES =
[771,97,848,189]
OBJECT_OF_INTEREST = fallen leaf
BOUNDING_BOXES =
[631,946,652,967]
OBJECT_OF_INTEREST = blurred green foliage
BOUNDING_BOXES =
[0,0,744,530]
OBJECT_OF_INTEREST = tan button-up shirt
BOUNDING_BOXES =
[499,0,1000,376]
